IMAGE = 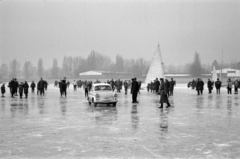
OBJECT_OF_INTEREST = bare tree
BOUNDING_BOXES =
[51,58,59,79]
[0,63,9,79]
[38,58,44,78]
[190,52,202,77]
[23,61,34,80]
[9,59,21,78]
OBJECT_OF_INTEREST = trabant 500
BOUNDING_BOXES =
[87,83,118,106]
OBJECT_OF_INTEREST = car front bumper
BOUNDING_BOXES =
[95,98,117,104]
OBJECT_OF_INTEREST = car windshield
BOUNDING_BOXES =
[94,85,112,91]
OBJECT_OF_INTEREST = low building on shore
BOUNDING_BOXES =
[212,68,240,78]
[79,70,144,80]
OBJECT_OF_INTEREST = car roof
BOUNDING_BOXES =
[93,83,111,87]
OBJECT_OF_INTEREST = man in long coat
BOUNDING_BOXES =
[131,78,139,103]
[234,79,238,94]
[165,79,170,96]
[155,78,160,94]
[207,79,213,94]
[169,78,176,96]
[192,79,196,89]
[61,77,67,97]
[110,79,115,91]
[14,79,19,96]
[1,83,6,97]
[30,81,36,93]
[19,82,24,99]
[215,78,222,94]
[9,78,17,98]
[124,80,129,95]
[23,81,29,98]
[44,80,48,91]
[37,78,45,96]
[196,78,204,95]
[147,83,150,92]
[159,78,171,108]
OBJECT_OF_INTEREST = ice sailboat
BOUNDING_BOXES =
[212,66,218,81]
[145,44,165,84]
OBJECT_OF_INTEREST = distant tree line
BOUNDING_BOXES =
[165,52,208,76]
[1,50,239,80]
[166,52,240,77]
[0,50,150,80]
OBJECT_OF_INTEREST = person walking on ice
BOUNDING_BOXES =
[159,78,171,109]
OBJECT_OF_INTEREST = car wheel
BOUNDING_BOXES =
[92,98,97,107]
[87,97,91,105]
[112,102,117,106]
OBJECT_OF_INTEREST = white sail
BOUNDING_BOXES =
[212,66,218,81]
[145,44,165,84]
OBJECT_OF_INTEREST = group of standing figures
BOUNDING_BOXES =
[0,78,48,98]
[146,78,176,109]
[147,78,176,96]
[188,78,240,95]
[1,76,175,109]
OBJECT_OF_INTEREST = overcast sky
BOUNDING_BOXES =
[1,0,240,67]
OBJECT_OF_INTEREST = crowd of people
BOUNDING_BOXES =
[146,78,176,108]
[188,78,240,95]
[2,76,239,109]
[147,78,176,96]
[0,78,48,98]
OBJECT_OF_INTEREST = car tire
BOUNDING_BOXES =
[112,102,117,106]
[92,98,97,107]
[87,97,91,105]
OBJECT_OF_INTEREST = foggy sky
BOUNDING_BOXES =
[1,0,240,68]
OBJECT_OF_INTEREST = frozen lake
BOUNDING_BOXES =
[0,84,240,158]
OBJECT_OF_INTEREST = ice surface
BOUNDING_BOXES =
[0,84,240,158]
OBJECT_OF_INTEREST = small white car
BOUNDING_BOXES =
[87,83,118,106]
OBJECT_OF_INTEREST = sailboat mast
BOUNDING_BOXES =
[157,44,165,78]
[220,50,223,81]
[144,44,165,84]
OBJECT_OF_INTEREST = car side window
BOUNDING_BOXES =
[95,86,100,91]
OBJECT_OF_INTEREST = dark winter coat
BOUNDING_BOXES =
[9,80,18,89]
[207,81,213,90]
[215,81,221,89]
[44,81,48,88]
[24,83,29,94]
[31,82,36,88]
[19,84,24,94]
[159,82,169,103]
[227,81,233,89]
[37,80,45,89]
[192,80,196,89]
[9,80,18,93]
[59,81,62,90]
[62,80,67,90]
[124,81,129,89]
[131,80,139,93]
[169,81,175,91]
[196,81,204,90]
[1,85,5,94]
[155,80,160,91]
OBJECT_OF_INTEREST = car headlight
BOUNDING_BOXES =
[95,94,100,99]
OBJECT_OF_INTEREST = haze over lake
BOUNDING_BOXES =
[1,0,240,67]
